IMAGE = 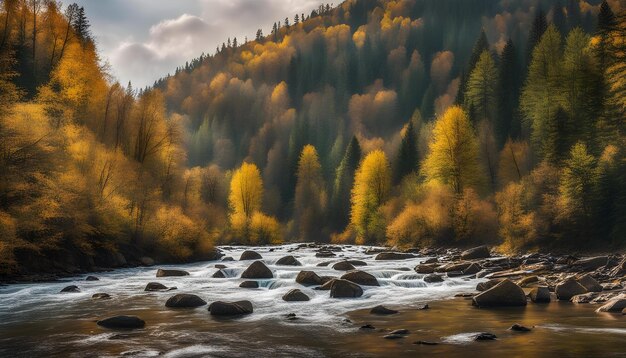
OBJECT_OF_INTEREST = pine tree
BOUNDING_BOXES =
[331,136,361,230]
[498,39,521,144]
[464,51,498,125]
[394,118,419,183]
[457,29,489,105]
[255,29,263,42]
[72,6,92,44]
[526,7,548,65]
[294,145,326,241]
[551,1,568,36]
[294,14,300,25]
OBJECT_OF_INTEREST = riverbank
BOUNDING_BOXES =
[1,244,625,357]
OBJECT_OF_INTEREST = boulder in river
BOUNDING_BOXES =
[97,316,145,329]
[347,260,367,266]
[209,300,253,316]
[315,279,337,290]
[296,271,323,286]
[461,246,491,260]
[509,324,532,332]
[415,264,436,274]
[517,276,539,287]
[315,250,336,258]
[165,294,207,308]
[596,296,626,313]
[463,263,482,275]
[571,292,598,304]
[212,270,226,278]
[239,281,259,288]
[145,282,168,291]
[156,269,189,277]
[370,305,398,315]
[240,250,262,260]
[423,274,444,283]
[577,274,603,293]
[375,252,416,260]
[330,279,363,298]
[241,261,273,279]
[85,276,99,281]
[472,279,527,307]
[555,277,588,301]
[222,256,234,262]
[609,258,626,277]
[341,270,379,286]
[140,257,155,266]
[276,255,302,266]
[60,285,80,293]
[282,289,310,302]
[528,286,551,303]
[571,256,608,271]
[474,333,497,341]
[332,261,356,271]
[92,293,111,300]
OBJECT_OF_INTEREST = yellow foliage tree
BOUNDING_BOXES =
[228,162,263,241]
[350,150,391,244]
[294,145,327,241]
[422,106,485,194]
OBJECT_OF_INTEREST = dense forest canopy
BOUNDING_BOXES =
[0,0,625,277]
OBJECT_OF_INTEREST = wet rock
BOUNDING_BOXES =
[222,257,234,262]
[555,277,588,301]
[156,269,189,277]
[370,305,398,315]
[422,257,438,264]
[472,279,527,307]
[316,261,332,267]
[276,255,302,266]
[596,296,626,313]
[296,271,323,286]
[315,279,337,290]
[360,324,376,330]
[591,293,619,304]
[577,274,603,293]
[414,341,438,345]
[384,334,405,339]
[437,262,472,273]
[165,294,207,308]
[282,289,310,302]
[390,329,409,335]
[463,263,482,275]
[330,279,363,298]
[60,285,80,293]
[446,271,464,278]
[140,257,155,266]
[341,270,379,286]
[215,264,227,269]
[517,276,539,287]
[571,292,598,304]
[316,250,336,258]
[509,324,532,332]
[609,258,626,277]
[212,270,226,278]
[602,282,623,291]
[319,276,336,285]
[240,250,262,261]
[375,252,416,260]
[145,282,168,291]
[241,261,273,279]
[239,281,259,288]
[476,278,504,292]
[461,246,491,260]
[571,256,608,271]
[97,316,145,329]
[415,264,436,274]
[86,276,99,281]
[423,274,444,283]
[474,333,497,341]
[333,261,356,271]
[529,286,551,303]
[92,293,111,300]
[209,300,253,316]
[347,260,368,266]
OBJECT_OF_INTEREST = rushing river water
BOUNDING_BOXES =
[1,244,625,357]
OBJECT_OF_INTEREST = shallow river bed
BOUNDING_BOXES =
[0,244,624,357]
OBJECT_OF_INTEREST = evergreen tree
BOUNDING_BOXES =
[255,29,263,42]
[526,7,548,65]
[294,14,300,25]
[331,136,361,231]
[394,118,418,183]
[464,51,498,125]
[596,0,616,71]
[551,1,568,36]
[457,29,489,105]
[498,39,521,144]
[72,6,92,44]
[294,145,326,241]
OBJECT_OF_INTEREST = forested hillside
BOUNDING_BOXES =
[1,0,626,278]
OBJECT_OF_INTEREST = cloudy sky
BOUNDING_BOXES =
[74,0,320,88]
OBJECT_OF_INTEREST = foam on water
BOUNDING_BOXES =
[0,244,481,330]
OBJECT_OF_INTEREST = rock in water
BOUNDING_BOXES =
[85,276,99,281]
[474,333,497,341]
[97,316,145,329]
[477,278,504,292]
[555,277,588,301]
[241,261,273,279]
[92,293,111,300]
[276,255,302,266]
[423,274,444,283]
[463,263,482,275]
[165,294,207,308]
[209,300,253,316]
[472,279,527,307]
[596,296,626,313]
[529,286,551,303]
[239,250,262,261]
[330,279,363,298]
[461,246,491,260]
[145,282,168,291]
[332,261,356,271]
[375,252,416,260]
[341,271,379,286]
[296,271,323,286]
[370,305,398,315]
[509,324,532,332]
[577,274,603,293]
[156,269,189,277]
[60,285,80,293]
[239,281,259,288]
[282,289,310,302]
[212,270,226,278]
[571,256,608,271]
[415,264,435,274]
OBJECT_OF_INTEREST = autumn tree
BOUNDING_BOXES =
[294,145,327,241]
[351,150,390,244]
[422,106,485,194]
[526,7,548,64]
[229,162,263,240]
